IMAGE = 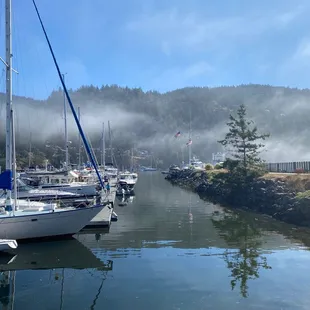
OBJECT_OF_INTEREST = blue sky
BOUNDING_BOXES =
[0,0,310,99]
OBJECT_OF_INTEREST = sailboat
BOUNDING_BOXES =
[0,0,105,241]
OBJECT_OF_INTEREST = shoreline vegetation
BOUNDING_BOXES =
[165,104,310,228]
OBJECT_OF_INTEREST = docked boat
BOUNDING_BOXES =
[9,178,82,201]
[116,171,137,196]
[105,165,118,180]
[20,171,99,197]
[0,198,57,211]
[190,157,205,170]
[0,204,104,240]
[0,0,107,241]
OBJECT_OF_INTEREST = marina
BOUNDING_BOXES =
[0,0,309,309]
[0,173,310,309]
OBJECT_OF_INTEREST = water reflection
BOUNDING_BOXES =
[212,211,272,298]
[3,173,310,309]
[116,195,135,206]
[0,238,113,309]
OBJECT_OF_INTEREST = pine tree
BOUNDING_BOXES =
[218,104,269,176]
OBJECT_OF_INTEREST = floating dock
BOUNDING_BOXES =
[84,189,116,228]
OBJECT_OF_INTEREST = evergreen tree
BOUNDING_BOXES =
[218,104,269,176]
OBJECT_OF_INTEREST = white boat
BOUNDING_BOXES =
[0,198,57,211]
[118,171,137,188]
[0,0,106,241]
[21,171,99,197]
[0,205,104,240]
[0,239,18,251]
[12,179,80,200]
[116,171,137,195]
[190,157,205,170]
[105,166,118,179]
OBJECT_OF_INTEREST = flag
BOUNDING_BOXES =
[174,131,181,138]
[186,138,192,146]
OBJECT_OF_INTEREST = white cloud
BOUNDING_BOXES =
[126,6,304,55]
[183,62,213,78]
[293,39,310,60]
[150,61,213,90]
[278,38,310,79]
[62,58,89,84]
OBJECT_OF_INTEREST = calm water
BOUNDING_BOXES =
[1,172,310,309]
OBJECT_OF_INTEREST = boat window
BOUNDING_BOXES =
[16,179,33,191]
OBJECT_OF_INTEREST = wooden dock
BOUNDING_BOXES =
[84,189,116,228]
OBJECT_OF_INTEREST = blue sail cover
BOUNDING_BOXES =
[0,170,12,190]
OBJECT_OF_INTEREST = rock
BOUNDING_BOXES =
[165,168,310,228]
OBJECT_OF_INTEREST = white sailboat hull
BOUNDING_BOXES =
[0,205,104,240]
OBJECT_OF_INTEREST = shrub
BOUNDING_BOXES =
[295,168,304,174]
[296,190,310,200]
[214,162,224,169]
[205,163,214,171]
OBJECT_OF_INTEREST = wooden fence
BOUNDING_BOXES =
[266,161,310,173]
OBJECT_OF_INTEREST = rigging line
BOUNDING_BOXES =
[32,0,104,188]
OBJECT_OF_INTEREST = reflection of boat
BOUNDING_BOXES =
[116,185,135,196]
[0,238,113,310]
[140,166,157,172]
[0,238,111,271]
[0,240,17,252]
[116,195,135,206]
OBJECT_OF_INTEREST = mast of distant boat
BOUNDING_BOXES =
[101,122,105,170]
[130,147,134,172]
[28,131,32,168]
[108,120,113,165]
[11,110,17,212]
[62,73,69,176]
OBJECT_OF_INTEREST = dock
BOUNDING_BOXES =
[83,188,116,228]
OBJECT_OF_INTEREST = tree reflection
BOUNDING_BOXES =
[212,211,271,298]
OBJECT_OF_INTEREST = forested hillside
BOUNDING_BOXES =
[0,84,308,168]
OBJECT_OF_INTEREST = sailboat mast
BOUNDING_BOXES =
[28,131,32,168]
[78,106,81,169]
[108,120,113,165]
[62,73,69,171]
[5,0,12,208]
[11,109,16,213]
[131,147,134,171]
[101,122,105,168]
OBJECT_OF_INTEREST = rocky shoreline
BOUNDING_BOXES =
[165,169,310,228]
